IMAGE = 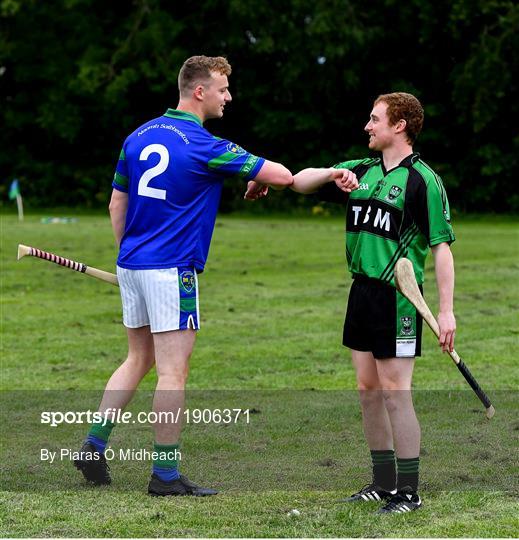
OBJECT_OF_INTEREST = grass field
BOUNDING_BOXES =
[1,212,518,537]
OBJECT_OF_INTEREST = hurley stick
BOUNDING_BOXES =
[17,244,119,286]
[394,257,495,419]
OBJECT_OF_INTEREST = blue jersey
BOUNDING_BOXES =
[112,109,265,271]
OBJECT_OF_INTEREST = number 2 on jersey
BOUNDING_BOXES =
[138,144,169,200]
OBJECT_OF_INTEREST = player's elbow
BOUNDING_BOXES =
[109,190,128,216]
[269,166,294,190]
[291,173,315,194]
[278,168,295,187]
[108,198,120,217]
[255,161,293,190]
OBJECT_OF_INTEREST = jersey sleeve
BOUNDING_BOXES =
[112,147,129,192]
[206,138,265,180]
[316,158,369,204]
[410,174,455,246]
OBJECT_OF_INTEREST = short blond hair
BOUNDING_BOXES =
[178,56,232,96]
[374,92,424,144]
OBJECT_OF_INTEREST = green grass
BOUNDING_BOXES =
[1,213,518,537]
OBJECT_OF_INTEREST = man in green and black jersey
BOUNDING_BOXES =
[288,93,456,513]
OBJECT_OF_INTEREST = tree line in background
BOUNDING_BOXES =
[1,0,517,212]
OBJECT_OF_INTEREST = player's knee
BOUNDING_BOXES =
[382,388,411,413]
[126,354,155,374]
[358,387,383,408]
[357,379,381,392]
[157,370,188,389]
[380,378,411,392]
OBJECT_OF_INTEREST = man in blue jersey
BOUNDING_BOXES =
[74,56,293,496]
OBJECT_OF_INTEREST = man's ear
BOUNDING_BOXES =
[193,84,204,102]
[394,119,407,134]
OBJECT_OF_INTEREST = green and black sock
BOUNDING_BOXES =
[397,456,420,492]
[371,449,396,491]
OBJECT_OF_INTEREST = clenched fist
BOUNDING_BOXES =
[331,169,358,193]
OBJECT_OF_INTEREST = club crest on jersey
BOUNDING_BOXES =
[180,271,195,293]
[226,142,246,155]
[385,185,402,202]
[400,316,414,336]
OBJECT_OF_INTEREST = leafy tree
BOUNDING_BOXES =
[1,0,517,211]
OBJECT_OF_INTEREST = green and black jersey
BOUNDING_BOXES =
[317,153,455,285]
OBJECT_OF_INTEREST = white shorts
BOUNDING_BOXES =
[117,266,200,333]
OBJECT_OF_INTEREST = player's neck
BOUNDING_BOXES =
[176,100,205,124]
[381,141,414,171]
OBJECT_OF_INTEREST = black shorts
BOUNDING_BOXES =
[343,276,423,359]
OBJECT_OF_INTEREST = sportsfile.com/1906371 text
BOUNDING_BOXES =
[40,408,251,427]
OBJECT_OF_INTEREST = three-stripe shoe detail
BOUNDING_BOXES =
[339,483,396,503]
[377,489,422,514]
[361,491,382,501]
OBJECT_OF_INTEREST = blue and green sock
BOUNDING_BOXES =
[86,419,115,454]
[152,442,180,482]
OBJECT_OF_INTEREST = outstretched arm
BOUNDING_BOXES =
[432,242,456,352]
[291,168,358,194]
